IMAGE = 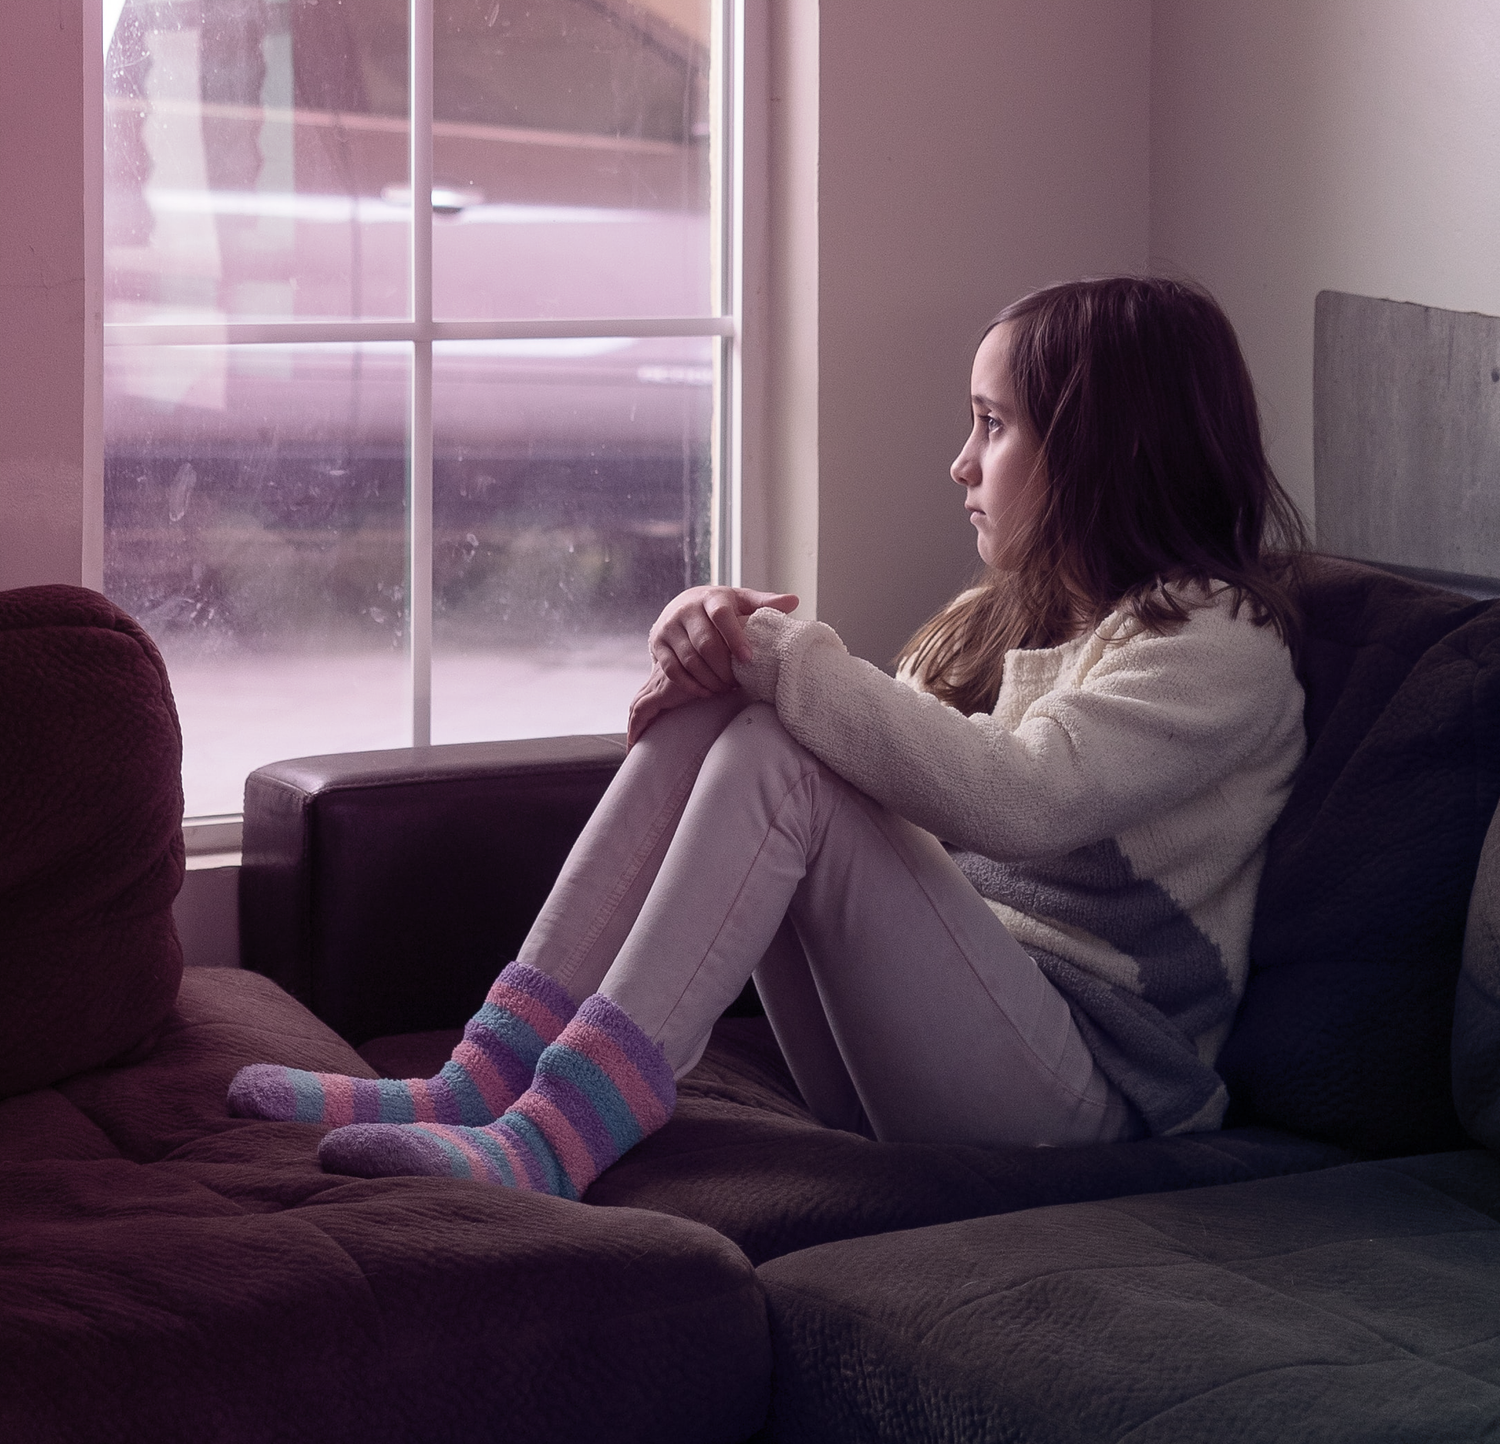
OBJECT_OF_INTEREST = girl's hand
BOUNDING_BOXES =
[626,664,704,748]
[647,586,799,696]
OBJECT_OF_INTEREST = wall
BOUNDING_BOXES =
[798,0,1152,666]
[1151,0,1500,524]
[0,1,92,590]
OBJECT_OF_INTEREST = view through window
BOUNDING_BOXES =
[103,0,729,818]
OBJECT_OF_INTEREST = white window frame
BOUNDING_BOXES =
[97,0,754,795]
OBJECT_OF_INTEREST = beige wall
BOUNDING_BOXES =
[781,0,1152,666]
[1151,0,1500,524]
[0,1,90,590]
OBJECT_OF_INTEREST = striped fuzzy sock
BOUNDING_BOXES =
[317,992,675,1200]
[227,962,576,1127]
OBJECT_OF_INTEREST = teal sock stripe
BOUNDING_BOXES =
[500,1111,578,1200]
[471,1001,548,1065]
[538,1042,644,1155]
[377,1078,421,1123]
[435,1060,488,1122]
[463,1126,521,1189]
[289,1072,326,1122]
[413,1125,485,1180]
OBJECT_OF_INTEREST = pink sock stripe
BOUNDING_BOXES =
[510,1091,596,1194]
[321,1072,356,1123]
[489,965,576,1041]
[493,1121,548,1190]
[487,981,571,1043]
[565,1019,673,1132]
[407,1077,439,1123]
[419,1124,496,1183]
[449,1039,515,1114]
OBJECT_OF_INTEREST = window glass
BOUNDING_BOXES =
[106,0,411,323]
[103,0,722,819]
[430,335,713,743]
[105,343,411,815]
[431,0,711,320]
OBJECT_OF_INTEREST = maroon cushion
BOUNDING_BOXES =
[0,585,184,1096]
[2,970,771,1444]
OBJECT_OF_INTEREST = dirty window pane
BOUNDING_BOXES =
[431,0,712,320]
[430,336,713,743]
[104,344,411,816]
[102,0,722,819]
[105,0,411,322]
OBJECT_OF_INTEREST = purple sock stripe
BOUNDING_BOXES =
[531,1043,642,1157]
[489,963,577,1038]
[447,1038,521,1114]
[462,1125,522,1186]
[574,995,676,1116]
[439,1125,506,1184]
[434,1056,496,1123]
[496,1112,577,1200]
[507,1090,597,1195]
[524,1071,620,1177]
[464,1015,548,1096]
[466,1037,535,1106]
[410,1124,482,1180]
[425,1074,464,1126]
[485,983,571,1047]
[513,1076,614,1181]
[564,1017,674,1131]
[488,1124,540,1190]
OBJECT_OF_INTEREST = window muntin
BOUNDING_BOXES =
[102,0,731,819]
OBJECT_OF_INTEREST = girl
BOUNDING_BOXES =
[230,276,1308,1197]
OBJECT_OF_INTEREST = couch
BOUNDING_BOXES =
[4,555,1500,1442]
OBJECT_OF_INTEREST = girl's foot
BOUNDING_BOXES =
[227,962,576,1127]
[318,992,675,1199]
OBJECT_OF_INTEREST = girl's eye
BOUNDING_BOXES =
[984,415,1003,436]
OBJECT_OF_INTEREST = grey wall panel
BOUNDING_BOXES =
[1314,290,1500,586]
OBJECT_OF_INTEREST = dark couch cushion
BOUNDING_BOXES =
[758,1149,1500,1443]
[3,969,770,1444]
[0,585,184,1097]
[1220,558,1500,1156]
[1454,799,1500,1148]
[370,1016,1352,1265]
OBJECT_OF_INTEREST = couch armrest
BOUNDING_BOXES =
[240,735,626,1044]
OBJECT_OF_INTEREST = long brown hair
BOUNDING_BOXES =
[898,276,1306,714]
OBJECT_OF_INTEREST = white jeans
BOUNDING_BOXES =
[518,694,1138,1148]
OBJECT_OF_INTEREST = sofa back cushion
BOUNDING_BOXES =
[1454,802,1500,1149]
[0,586,184,1096]
[1218,556,1500,1156]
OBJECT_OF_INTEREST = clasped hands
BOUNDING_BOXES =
[626,586,799,747]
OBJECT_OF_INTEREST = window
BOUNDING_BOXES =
[102,0,742,819]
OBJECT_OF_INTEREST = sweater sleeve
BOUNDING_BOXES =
[732,602,1301,861]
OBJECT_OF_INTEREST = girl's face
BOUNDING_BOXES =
[951,323,1046,570]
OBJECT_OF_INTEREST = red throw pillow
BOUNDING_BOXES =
[0,585,184,1095]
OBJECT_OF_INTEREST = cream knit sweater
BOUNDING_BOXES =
[732,585,1306,1136]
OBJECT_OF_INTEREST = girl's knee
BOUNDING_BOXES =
[712,701,816,772]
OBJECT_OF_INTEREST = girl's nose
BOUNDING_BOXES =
[951,444,978,487]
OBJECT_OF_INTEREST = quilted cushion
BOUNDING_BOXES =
[758,1150,1500,1443]
[0,969,771,1444]
[1454,800,1500,1148]
[0,585,184,1096]
[1219,559,1500,1156]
